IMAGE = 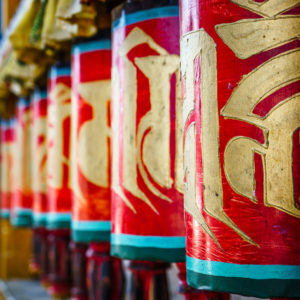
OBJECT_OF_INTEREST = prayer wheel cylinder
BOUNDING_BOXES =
[180,0,300,298]
[71,31,123,300]
[31,89,48,228]
[11,98,33,227]
[30,89,48,275]
[47,63,72,298]
[111,0,185,267]
[111,1,186,298]
[0,118,16,220]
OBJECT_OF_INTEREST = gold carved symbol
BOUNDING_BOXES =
[71,80,111,204]
[32,113,47,193]
[1,124,15,194]
[15,107,32,193]
[112,27,183,213]
[181,1,300,248]
[48,82,71,189]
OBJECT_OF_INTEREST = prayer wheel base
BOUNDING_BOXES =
[126,261,170,300]
[40,228,50,287]
[48,229,72,298]
[70,241,88,300]
[29,228,44,276]
[86,242,124,300]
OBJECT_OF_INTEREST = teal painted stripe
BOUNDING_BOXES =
[72,40,111,55]
[14,208,33,216]
[0,209,10,218]
[33,212,48,224]
[18,97,30,107]
[72,229,110,243]
[50,67,71,79]
[2,119,15,128]
[47,213,71,223]
[111,233,185,249]
[1,119,10,128]
[112,6,179,31]
[33,90,47,101]
[72,220,111,231]
[186,256,300,280]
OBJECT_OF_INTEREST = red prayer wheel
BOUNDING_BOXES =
[111,1,187,298]
[111,0,185,265]
[0,118,16,220]
[11,98,33,227]
[32,88,48,228]
[180,0,300,298]
[30,88,48,275]
[47,63,72,298]
[71,31,123,300]
[71,33,112,246]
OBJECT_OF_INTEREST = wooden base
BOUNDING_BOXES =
[86,242,124,300]
[30,228,43,276]
[39,228,50,287]
[126,261,170,300]
[70,241,88,300]
[47,229,71,299]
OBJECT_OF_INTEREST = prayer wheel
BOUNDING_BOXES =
[180,0,300,298]
[111,1,186,298]
[71,32,123,300]
[47,63,72,298]
[11,97,33,227]
[0,118,16,220]
[31,88,49,279]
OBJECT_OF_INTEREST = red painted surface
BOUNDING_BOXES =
[71,45,111,222]
[0,119,15,212]
[32,92,48,216]
[111,12,185,238]
[12,100,33,213]
[47,73,72,215]
[181,0,300,265]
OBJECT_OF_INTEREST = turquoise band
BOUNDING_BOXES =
[71,221,111,243]
[111,233,185,249]
[112,6,179,31]
[47,213,71,229]
[72,220,111,231]
[111,245,185,263]
[187,270,300,298]
[11,209,33,227]
[50,67,71,79]
[72,40,111,55]
[186,256,300,280]
[0,209,10,218]
[33,212,48,228]
[33,90,47,101]
[72,230,110,243]
[18,98,30,107]
[111,234,185,262]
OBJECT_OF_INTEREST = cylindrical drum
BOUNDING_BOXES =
[71,34,112,243]
[47,63,72,298]
[180,1,300,297]
[32,89,48,228]
[47,64,72,230]
[11,98,33,227]
[30,88,48,275]
[111,2,185,262]
[0,118,16,219]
